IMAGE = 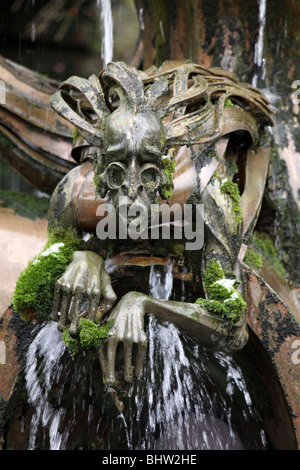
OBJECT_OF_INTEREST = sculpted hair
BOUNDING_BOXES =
[50,61,274,163]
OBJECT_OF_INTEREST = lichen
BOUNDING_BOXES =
[12,231,83,322]
[220,178,242,226]
[196,260,246,323]
[62,318,114,356]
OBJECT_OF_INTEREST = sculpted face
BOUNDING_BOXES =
[98,110,166,227]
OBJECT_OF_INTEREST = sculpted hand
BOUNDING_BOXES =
[99,292,148,386]
[51,251,117,336]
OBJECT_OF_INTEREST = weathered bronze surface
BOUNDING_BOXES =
[46,60,273,386]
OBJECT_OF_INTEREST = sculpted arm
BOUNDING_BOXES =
[99,291,248,385]
[47,165,117,336]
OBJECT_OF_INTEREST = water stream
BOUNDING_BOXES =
[98,0,114,66]
[24,261,270,450]
[252,0,267,87]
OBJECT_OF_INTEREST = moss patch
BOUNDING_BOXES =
[243,247,263,271]
[160,154,176,200]
[224,97,234,108]
[203,260,224,290]
[220,178,242,226]
[72,127,79,144]
[0,190,50,220]
[12,232,83,321]
[249,231,286,278]
[196,260,246,323]
[63,318,114,356]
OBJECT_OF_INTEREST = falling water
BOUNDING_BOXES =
[25,322,68,450]
[149,258,173,300]
[24,260,269,450]
[252,0,267,87]
[98,0,114,66]
[126,261,268,450]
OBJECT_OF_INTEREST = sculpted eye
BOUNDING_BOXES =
[141,163,160,188]
[106,162,126,189]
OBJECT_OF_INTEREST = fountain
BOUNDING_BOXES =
[21,264,275,450]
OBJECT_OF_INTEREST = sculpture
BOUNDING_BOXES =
[14,61,274,388]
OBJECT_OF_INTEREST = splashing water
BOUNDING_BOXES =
[24,261,269,450]
[125,263,268,450]
[98,0,114,66]
[25,322,68,450]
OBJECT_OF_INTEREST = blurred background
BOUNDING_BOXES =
[0,0,139,194]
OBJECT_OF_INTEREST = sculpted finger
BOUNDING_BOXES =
[101,271,117,303]
[106,335,119,385]
[98,343,107,381]
[57,291,71,332]
[124,341,133,382]
[88,292,101,322]
[134,336,148,378]
[51,282,62,321]
[69,293,83,337]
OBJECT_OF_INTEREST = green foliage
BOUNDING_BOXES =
[62,328,79,356]
[203,260,224,290]
[196,261,246,323]
[196,295,246,322]
[243,247,263,271]
[72,127,79,144]
[220,178,242,226]
[0,190,50,220]
[224,97,234,108]
[12,235,82,321]
[250,231,286,278]
[62,318,114,356]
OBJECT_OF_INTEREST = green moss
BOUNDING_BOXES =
[0,190,50,220]
[63,328,79,356]
[203,260,224,290]
[12,235,83,321]
[220,178,242,226]
[243,247,263,271]
[160,155,176,200]
[249,231,286,278]
[72,127,79,144]
[196,294,246,322]
[224,97,234,108]
[62,318,114,356]
[196,260,246,323]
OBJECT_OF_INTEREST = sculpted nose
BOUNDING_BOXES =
[121,165,144,199]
